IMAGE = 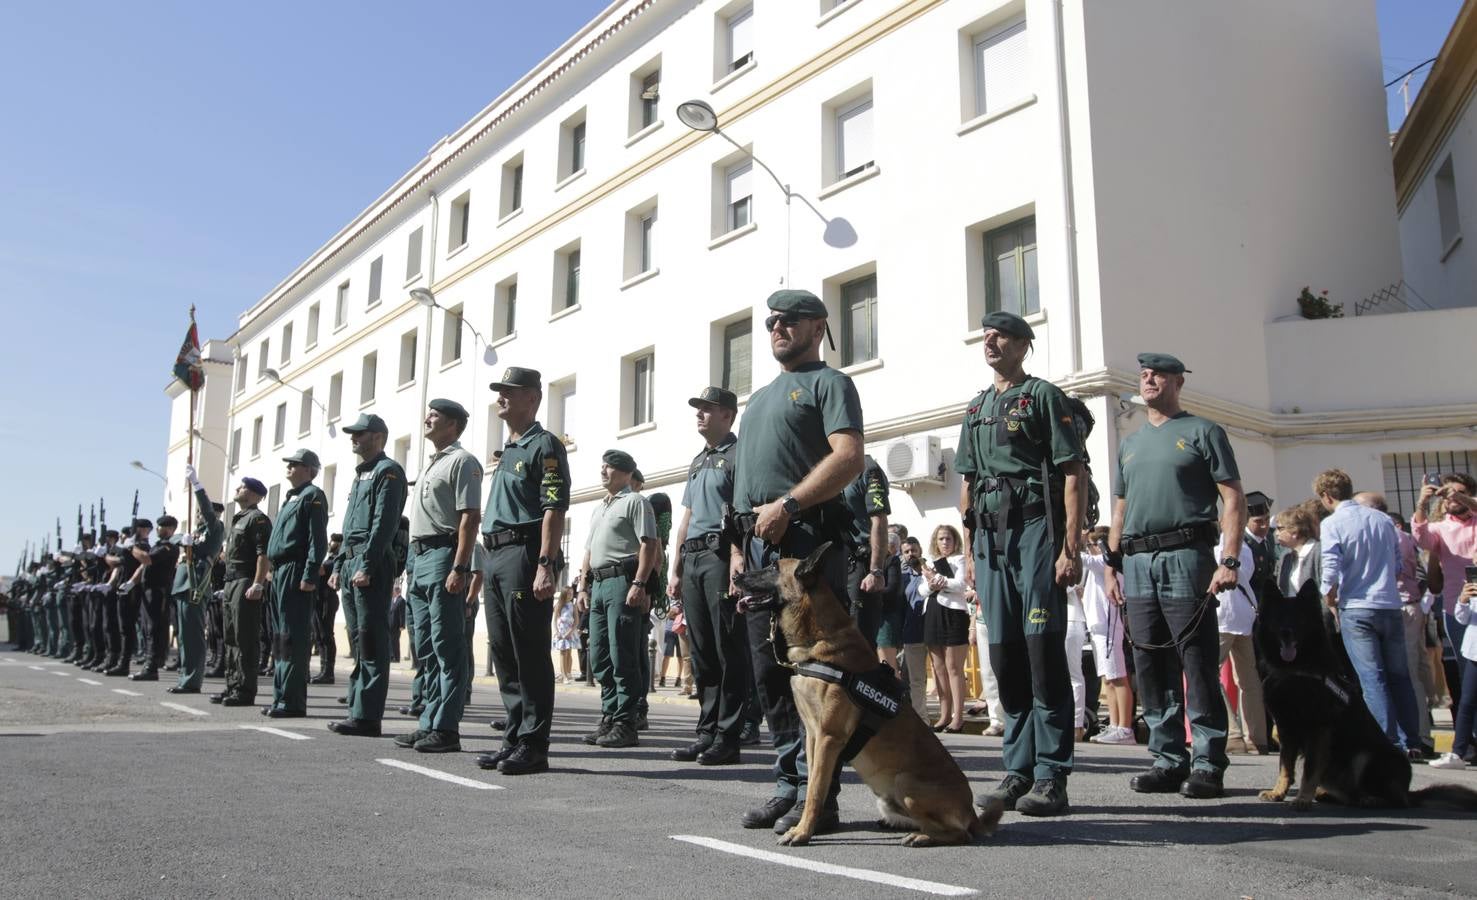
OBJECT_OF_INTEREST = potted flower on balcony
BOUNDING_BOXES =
[1296,287,1344,319]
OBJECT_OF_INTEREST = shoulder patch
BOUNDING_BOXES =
[543,458,559,471]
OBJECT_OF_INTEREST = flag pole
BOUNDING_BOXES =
[186,305,197,575]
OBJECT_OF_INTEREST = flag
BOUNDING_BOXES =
[173,309,204,391]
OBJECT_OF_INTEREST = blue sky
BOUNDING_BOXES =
[0,0,1464,565]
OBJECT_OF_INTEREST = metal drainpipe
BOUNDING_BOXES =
[1051,0,1083,374]
[222,341,240,504]
[414,191,440,478]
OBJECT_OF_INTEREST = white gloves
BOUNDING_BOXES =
[180,533,196,547]
[184,463,201,491]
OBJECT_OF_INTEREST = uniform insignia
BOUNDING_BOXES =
[789,389,803,403]
[1006,420,1020,432]
[514,460,525,475]
[512,591,526,601]
[1028,607,1050,624]
[1176,438,1188,451]
[543,458,559,471]
[545,487,559,503]
[716,459,726,469]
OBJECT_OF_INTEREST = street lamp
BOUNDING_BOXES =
[675,99,857,255]
[130,460,166,482]
[264,368,337,438]
[410,287,498,365]
[190,428,227,455]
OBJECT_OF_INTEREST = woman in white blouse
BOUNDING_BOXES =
[922,525,970,733]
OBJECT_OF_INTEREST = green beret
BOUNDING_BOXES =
[602,449,637,473]
[766,289,827,318]
[1137,352,1190,375]
[428,398,469,421]
[980,310,1035,339]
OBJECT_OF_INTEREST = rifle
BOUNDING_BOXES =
[100,497,107,539]
[131,490,140,520]
[56,517,63,556]
[77,505,84,546]
[90,505,96,540]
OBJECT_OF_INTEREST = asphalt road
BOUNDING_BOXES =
[2,649,1474,899]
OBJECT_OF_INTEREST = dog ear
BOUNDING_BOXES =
[795,542,832,584]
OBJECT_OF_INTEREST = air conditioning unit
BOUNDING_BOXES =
[881,435,943,487]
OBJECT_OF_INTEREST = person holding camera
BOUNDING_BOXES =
[1412,474,1477,690]
[921,525,970,733]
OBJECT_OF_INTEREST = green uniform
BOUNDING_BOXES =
[841,455,890,648]
[585,487,656,725]
[481,421,569,753]
[956,375,1083,781]
[407,440,483,735]
[223,505,272,702]
[734,360,862,803]
[1115,412,1238,774]
[341,452,409,723]
[266,482,328,714]
[174,487,225,690]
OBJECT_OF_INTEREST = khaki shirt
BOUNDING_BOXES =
[586,486,656,568]
[409,441,483,539]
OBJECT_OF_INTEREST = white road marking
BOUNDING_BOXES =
[160,702,209,717]
[111,688,142,696]
[376,758,504,791]
[50,670,71,677]
[28,665,45,671]
[77,678,103,686]
[670,835,979,897]
[241,725,311,741]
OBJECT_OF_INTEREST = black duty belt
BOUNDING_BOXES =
[411,533,457,554]
[732,503,842,543]
[590,559,633,583]
[793,660,903,762]
[681,532,724,555]
[483,527,536,550]
[226,567,255,581]
[1121,522,1219,556]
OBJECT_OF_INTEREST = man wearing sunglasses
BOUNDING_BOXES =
[262,448,329,718]
[731,289,865,837]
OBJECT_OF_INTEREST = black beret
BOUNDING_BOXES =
[428,398,469,421]
[1137,352,1190,375]
[156,516,178,528]
[602,449,637,473]
[980,310,1035,339]
[132,517,154,530]
[767,289,827,318]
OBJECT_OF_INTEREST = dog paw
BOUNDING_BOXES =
[1257,790,1285,802]
[901,833,936,848]
[1290,797,1312,811]
[776,828,811,847]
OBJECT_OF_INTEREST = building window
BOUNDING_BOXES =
[625,351,655,428]
[235,358,247,395]
[229,428,241,470]
[273,403,287,448]
[406,228,423,281]
[257,339,270,380]
[328,371,343,422]
[1382,450,1477,519]
[1436,155,1463,254]
[500,155,524,219]
[971,18,1028,118]
[840,274,879,367]
[322,464,336,514]
[267,484,281,519]
[398,329,418,387]
[449,192,471,251]
[494,278,517,339]
[306,303,320,348]
[723,5,755,75]
[835,95,874,181]
[985,217,1038,317]
[560,111,587,181]
[280,323,293,367]
[725,161,752,232]
[392,435,410,470]
[630,61,661,135]
[360,352,377,405]
[368,256,383,306]
[336,281,351,325]
[555,243,582,311]
[251,416,263,458]
[549,377,576,445]
[298,388,314,436]
[441,305,464,365]
[722,318,752,396]
[624,200,658,280]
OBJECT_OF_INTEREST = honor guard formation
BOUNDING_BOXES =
[7,290,1477,843]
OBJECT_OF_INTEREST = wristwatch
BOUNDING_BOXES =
[1221,556,1241,570]
[453,564,471,575]
[537,555,553,569]
[869,568,885,580]
[781,495,801,516]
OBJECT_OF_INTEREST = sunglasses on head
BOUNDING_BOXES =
[764,313,809,332]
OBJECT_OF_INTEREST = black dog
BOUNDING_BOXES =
[1255,581,1477,812]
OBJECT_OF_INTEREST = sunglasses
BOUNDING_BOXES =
[764,313,811,332]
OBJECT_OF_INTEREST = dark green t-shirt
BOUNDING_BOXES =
[680,433,737,536]
[841,454,890,548]
[955,376,1083,512]
[734,362,863,513]
[1115,412,1239,536]
[482,421,571,531]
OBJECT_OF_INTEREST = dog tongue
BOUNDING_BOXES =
[735,597,751,614]
[1280,645,1296,663]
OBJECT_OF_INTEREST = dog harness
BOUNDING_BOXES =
[793,660,904,762]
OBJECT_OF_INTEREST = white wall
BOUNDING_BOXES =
[1397,91,1476,311]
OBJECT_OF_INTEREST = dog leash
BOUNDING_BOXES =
[1121,593,1216,652]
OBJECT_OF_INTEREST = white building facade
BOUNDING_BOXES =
[161,0,1472,652]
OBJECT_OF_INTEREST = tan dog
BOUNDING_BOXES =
[736,542,1004,847]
